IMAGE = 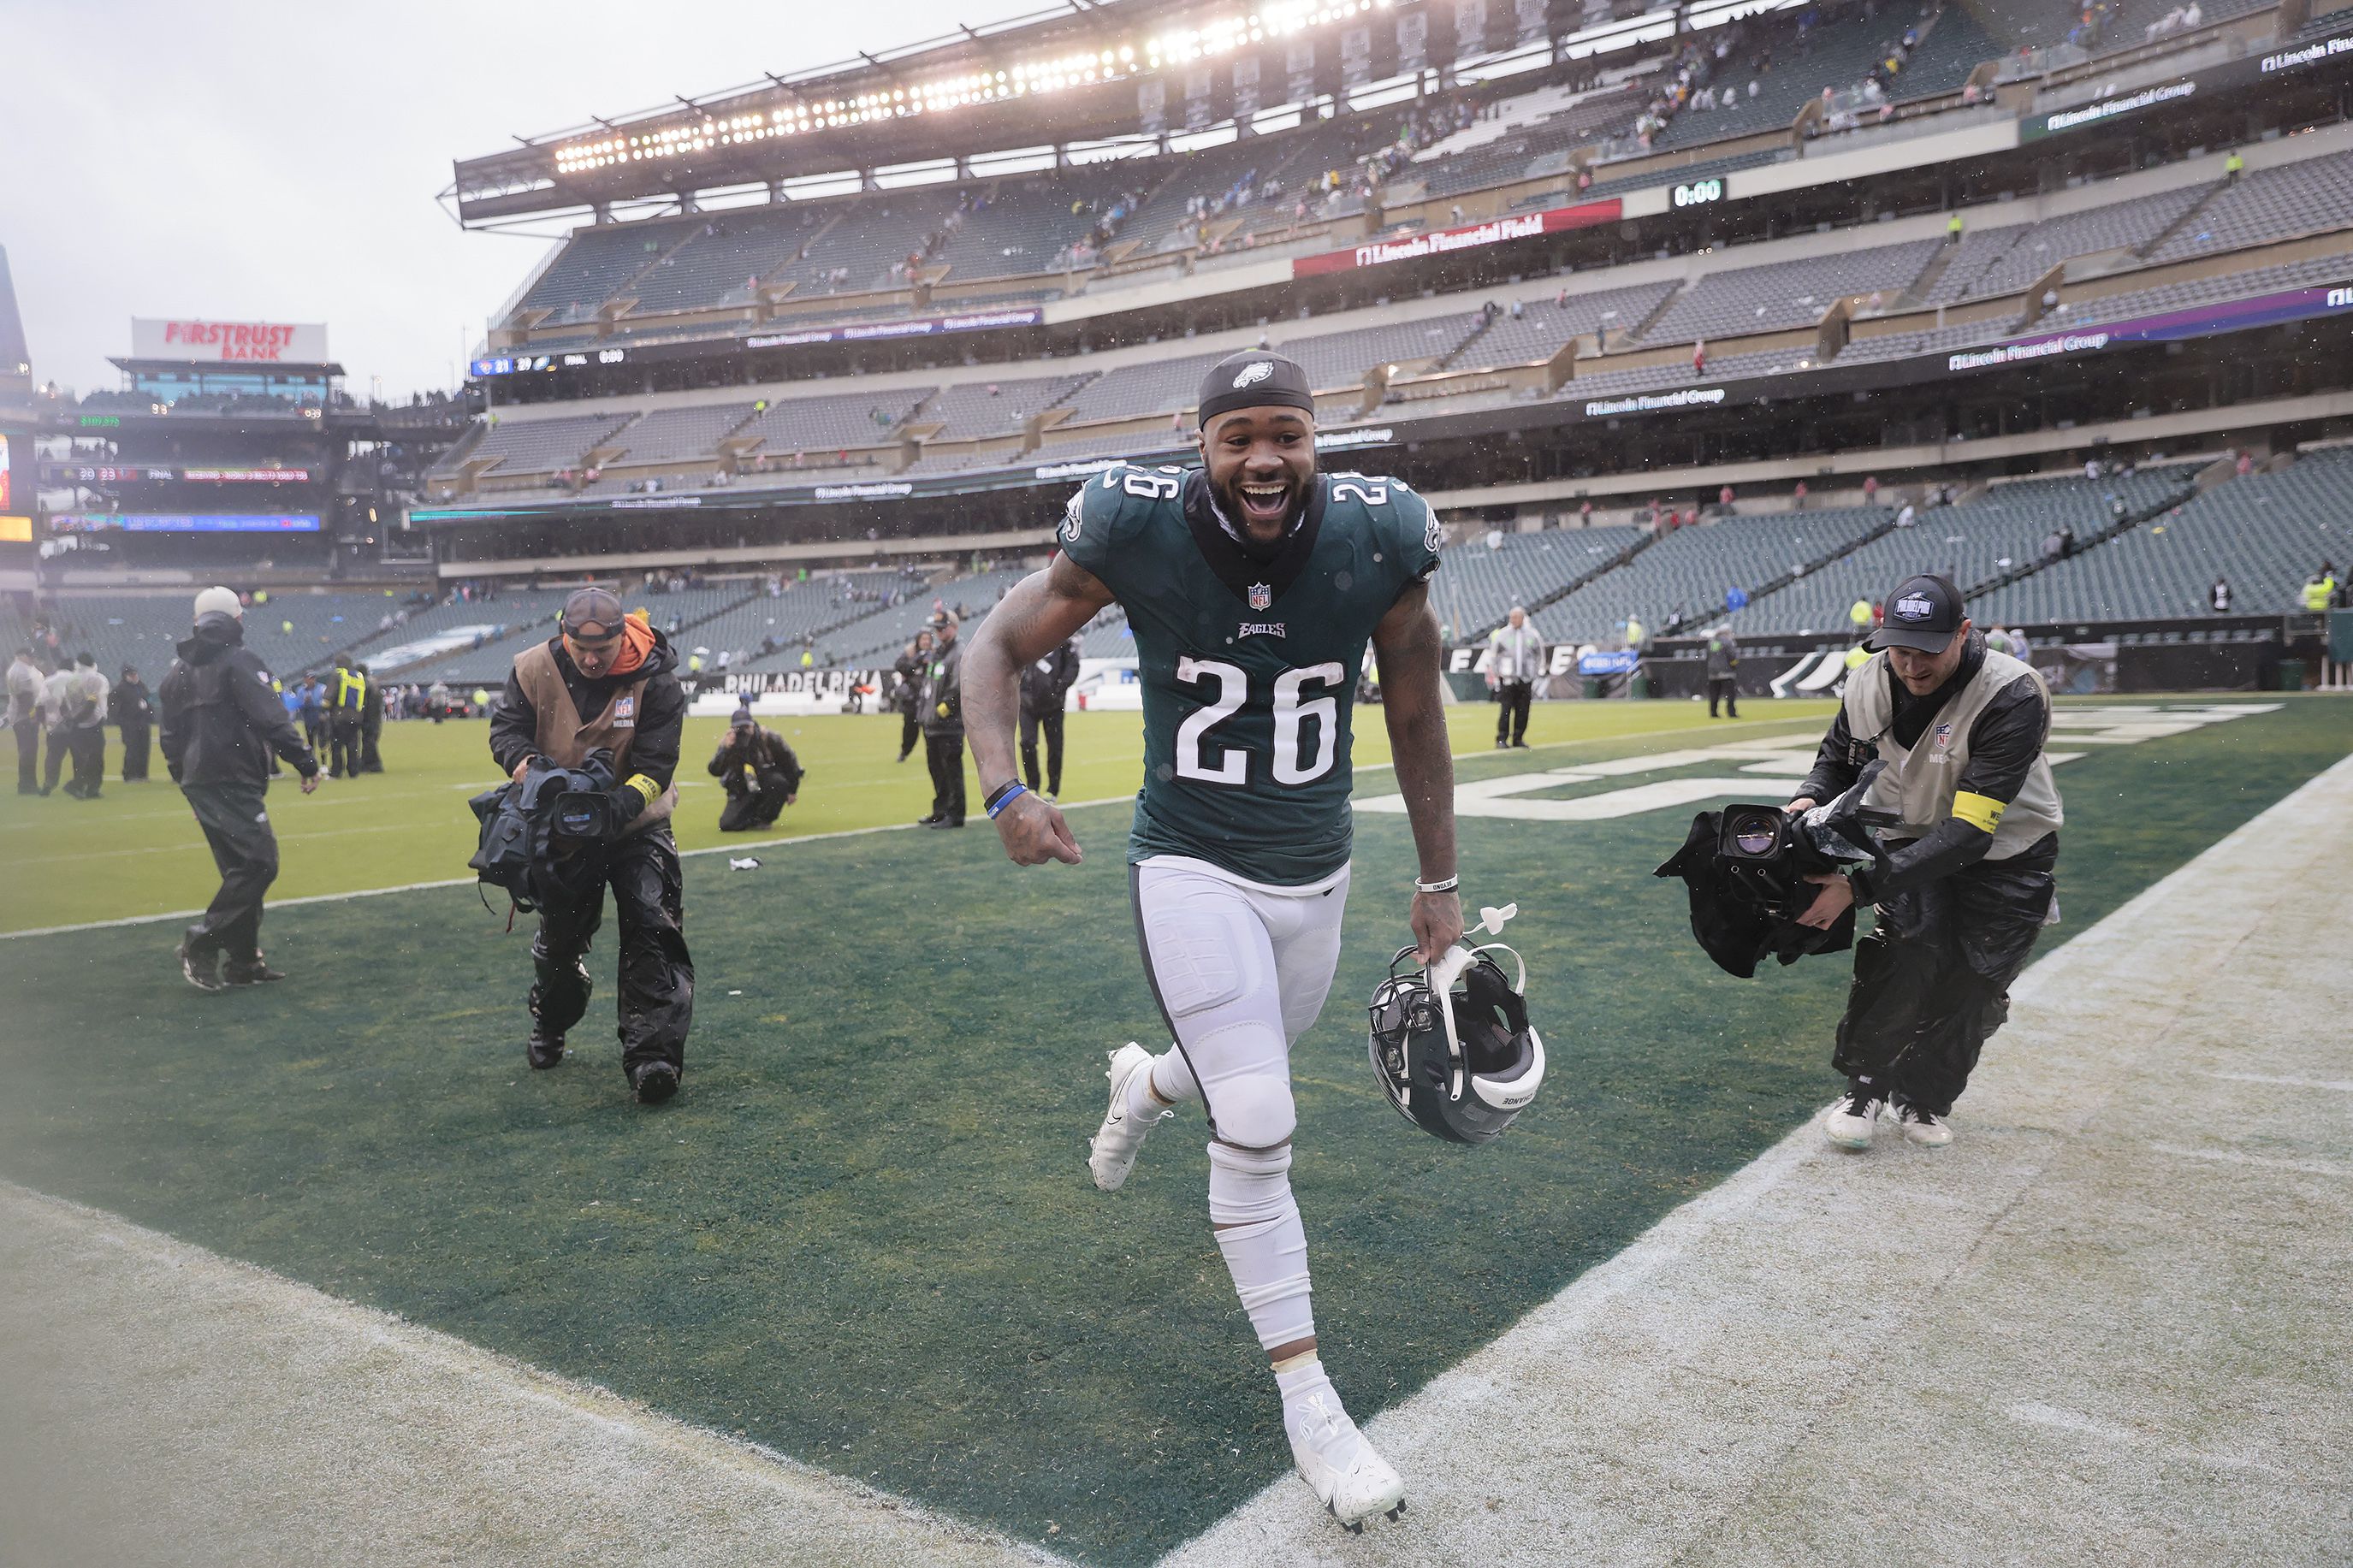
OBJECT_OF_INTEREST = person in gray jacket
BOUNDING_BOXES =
[1485,606,1544,748]
[7,648,43,795]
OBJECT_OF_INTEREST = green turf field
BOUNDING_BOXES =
[0,698,1833,932]
[3,695,2347,1564]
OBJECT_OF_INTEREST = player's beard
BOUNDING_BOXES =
[1212,470,1309,557]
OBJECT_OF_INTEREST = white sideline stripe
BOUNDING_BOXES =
[1165,748,2353,1566]
[0,715,1824,944]
[0,1184,1069,1568]
[2149,1144,2353,1178]
[2200,1070,2353,1093]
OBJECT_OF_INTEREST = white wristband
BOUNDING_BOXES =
[1414,874,1459,894]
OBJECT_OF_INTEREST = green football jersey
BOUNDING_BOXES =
[1058,464,1440,885]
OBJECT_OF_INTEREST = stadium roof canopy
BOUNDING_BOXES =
[449,0,1702,226]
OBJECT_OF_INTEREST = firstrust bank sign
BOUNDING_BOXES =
[131,318,329,364]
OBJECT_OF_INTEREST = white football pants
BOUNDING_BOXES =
[1130,856,1349,1353]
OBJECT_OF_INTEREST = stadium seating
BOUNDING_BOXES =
[2142,150,2353,263]
[1651,11,1910,153]
[1574,146,1786,205]
[1415,88,1645,201]
[733,387,936,457]
[1742,465,2200,634]
[2045,248,2353,331]
[608,401,762,467]
[1638,238,1943,344]
[454,411,637,478]
[805,566,1035,666]
[1924,183,2213,305]
[915,374,1092,438]
[771,187,966,295]
[1458,281,1681,365]
[1056,346,1236,425]
[938,170,1136,278]
[1544,507,1891,642]
[1283,316,1486,390]
[624,208,827,314]
[1430,526,1648,637]
[406,583,749,685]
[515,225,677,324]
[1972,447,2353,624]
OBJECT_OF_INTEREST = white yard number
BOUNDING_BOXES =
[1174,658,1343,786]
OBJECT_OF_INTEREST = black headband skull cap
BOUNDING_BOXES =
[1195,351,1317,429]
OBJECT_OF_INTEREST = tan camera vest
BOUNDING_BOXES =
[1841,647,2063,860]
[513,641,676,836]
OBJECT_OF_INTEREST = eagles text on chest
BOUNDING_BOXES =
[1237,620,1286,639]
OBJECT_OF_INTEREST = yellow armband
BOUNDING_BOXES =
[622,773,660,808]
[1951,790,2006,834]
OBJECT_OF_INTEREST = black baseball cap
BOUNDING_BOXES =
[1870,574,1967,653]
[1196,351,1316,428]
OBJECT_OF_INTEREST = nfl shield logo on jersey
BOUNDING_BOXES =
[614,696,636,719]
[1248,583,1273,611]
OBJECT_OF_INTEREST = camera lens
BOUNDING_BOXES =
[1732,814,1780,855]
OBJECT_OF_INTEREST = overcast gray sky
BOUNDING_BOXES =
[3,0,1022,402]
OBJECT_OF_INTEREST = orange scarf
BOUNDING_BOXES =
[604,612,656,677]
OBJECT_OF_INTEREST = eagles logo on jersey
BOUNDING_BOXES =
[1060,462,1440,887]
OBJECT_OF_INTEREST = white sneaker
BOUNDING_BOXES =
[1823,1082,1885,1151]
[1891,1098,1953,1146]
[1287,1388,1407,1532]
[1087,1043,1167,1192]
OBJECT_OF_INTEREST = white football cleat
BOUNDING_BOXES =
[1088,1043,1167,1192]
[1823,1082,1885,1151]
[1287,1388,1407,1532]
[1891,1098,1953,1146]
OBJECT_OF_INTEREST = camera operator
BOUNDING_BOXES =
[709,710,804,832]
[1017,632,1079,802]
[488,587,693,1104]
[1784,576,2061,1150]
[892,629,933,764]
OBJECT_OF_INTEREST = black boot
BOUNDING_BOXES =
[225,956,287,985]
[630,1061,679,1104]
[526,1028,566,1069]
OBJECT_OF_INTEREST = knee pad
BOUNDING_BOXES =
[1202,1063,1295,1151]
[1206,1139,1294,1228]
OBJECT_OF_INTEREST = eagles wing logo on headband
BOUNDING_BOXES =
[1232,360,1275,390]
[1894,594,1935,620]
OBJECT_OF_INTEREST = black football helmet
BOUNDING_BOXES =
[1368,926,1545,1145]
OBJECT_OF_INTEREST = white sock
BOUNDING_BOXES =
[1207,1140,1313,1353]
[1146,1045,1199,1109]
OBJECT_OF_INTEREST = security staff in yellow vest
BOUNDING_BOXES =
[2303,571,2337,613]
[327,656,366,778]
[1783,575,2062,1151]
[488,587,694,1104]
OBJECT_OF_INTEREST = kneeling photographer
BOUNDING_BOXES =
[488,588,693,1104]
[709,710,804,831]
[1785,575,2062,1151]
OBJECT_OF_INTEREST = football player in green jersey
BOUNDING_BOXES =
[964,351,1461,1532]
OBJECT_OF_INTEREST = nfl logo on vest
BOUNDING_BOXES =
[1248,583,1272,611]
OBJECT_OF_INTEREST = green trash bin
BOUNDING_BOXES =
[1631,674,1653,699]
[1582,677,1603,700]
[2276,658,2305,692]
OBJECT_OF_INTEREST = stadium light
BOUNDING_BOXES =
[548,0,1393,174]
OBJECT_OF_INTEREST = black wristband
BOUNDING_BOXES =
[983,779,1024,814]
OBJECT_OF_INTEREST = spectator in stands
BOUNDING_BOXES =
[1947,212,1964,244]
[161,587,322,991]
[7,648,42,796]
[1718,483,1736,513]
[2235,449,2255,477]
[1895,500,1917,529]
[1793,480,1810,510]
[1705,630,1740,719]
[710,712,804,833]
[917,613,967,829]
[1019,634,1081,802]
[62,654,110,800]
[1863,476,1879,506]
[1488,607,1544,749]
[1692,338,1708,378]
[2210,577,2232,614]
[112,665,153,784]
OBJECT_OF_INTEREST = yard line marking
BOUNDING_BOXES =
[2149,1144,2353,1177]
[2197,1071,2353,1093]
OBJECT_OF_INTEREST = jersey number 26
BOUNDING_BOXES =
[1174,657,1344,787]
